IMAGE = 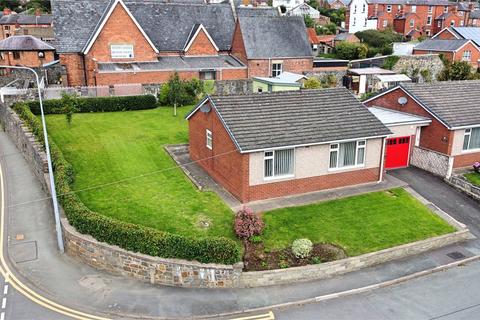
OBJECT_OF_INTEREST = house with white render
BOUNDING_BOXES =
[346,0,377,33]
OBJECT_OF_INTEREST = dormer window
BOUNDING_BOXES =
[110,44,134,59]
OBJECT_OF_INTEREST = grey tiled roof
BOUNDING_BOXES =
[335,33,355,41]
[470,10,480,19]
[0,13,52,25]
[236,6,280,16]
[414,39,469,51]
[450,27,480,47]
[0,35,54,51]
[193,88,391,152]
[400,81,480,128]
[237,15,312,59]
[367,0,450,4]
[97,55,245,72]
[52,0,235,53]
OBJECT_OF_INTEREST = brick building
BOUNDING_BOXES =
[53,0,312,86]
[0,8,53,41]
[231,15,313,77]
[0,35,55,68]
[413,38,480,68]
[186,88,391,203]
[365,81,480,173]
[347,0,477,38]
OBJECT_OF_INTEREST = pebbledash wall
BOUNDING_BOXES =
[0,102,473,288]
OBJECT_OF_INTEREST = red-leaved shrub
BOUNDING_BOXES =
[234,208,264,239]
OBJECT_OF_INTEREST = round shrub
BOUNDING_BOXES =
[234,208,264,239]
[292,238,313,259]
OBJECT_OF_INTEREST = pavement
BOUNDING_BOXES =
[167,144,408,212]
[2,130,480,319]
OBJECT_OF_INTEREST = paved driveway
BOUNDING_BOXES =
[390,167,480,236]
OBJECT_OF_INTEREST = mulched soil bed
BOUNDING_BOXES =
[243,241,347,271]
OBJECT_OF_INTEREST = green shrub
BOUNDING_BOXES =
[26,95,157,115]
[11,102,241,265]
[291,238,313,259]
[335,42,368,60]
[158,73,205,107]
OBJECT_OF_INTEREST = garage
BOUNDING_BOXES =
[385,136,411,169]
[368,106,432,170]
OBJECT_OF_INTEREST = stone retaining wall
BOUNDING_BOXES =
[446,174,480,202]
[239,230,471,287]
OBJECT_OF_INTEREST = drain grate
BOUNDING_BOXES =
[446,251,466,260]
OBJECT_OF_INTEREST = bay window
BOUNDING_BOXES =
[463,128,480,151]
[264,148,294,179]
[329,140,366,169]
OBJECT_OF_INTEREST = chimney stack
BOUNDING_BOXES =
[35,8,41,16]
[3,8,11,16]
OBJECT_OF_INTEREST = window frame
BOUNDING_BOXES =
[263,148,295,180]
[272,62,283,77]
[329,140,367,171]
[410,19,415,28]
[428,5,433,13]
[462,50,471,61]
[383,20,388,27]
[411,5,416,13]
[427,16,432,26]
[386,5,392,12]
[12,51,20,60]
[463,127,480,152]
[206,129,213,150]
[110,44,134,59]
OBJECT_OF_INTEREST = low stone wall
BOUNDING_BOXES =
[446,174,480,202]
[240,229,471,287]
[410,146,450,177]
[62,219,243,288]
[214,79,252,95]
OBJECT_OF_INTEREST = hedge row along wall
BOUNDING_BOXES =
[26,95,158,115]
[12,100,241,265]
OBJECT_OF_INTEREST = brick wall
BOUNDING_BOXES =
[185,29,218,56]
[188,102,249,201]
[230,21,248,65]
[60,53,86,87]
[0,50,55,68]
[366,88,454,155]
[247,58,313,78]
[453,152,480,168]
[247,167,380,202]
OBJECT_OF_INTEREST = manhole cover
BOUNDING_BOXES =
[446,251,466,260]
[9,241,38,263]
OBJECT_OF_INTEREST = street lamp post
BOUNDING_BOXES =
[0,65,64,253]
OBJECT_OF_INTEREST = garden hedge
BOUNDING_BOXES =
[26,95,157,115]
[12,102,241,265]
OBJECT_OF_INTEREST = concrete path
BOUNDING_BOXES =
[168,144,408,212]
[2,131,480,319]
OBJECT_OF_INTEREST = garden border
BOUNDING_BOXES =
[445,172,480,202]
[0,101,474,289]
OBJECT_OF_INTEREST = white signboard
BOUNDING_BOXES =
[111,44,134,59]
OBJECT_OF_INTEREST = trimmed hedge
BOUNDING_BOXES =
[12,102,241,265]
[26,95,157,115]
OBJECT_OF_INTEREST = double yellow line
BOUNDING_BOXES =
[0,161,110,319]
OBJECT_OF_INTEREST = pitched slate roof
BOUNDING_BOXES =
[237,15,312,59]
[470,10,480,19]
[188,88,391,152]
[414,39,470,51]
[0,35,55,51]
[0,13,52,25]
[399,81,480,128]
[52,0,235,53]
[450,26,480,47]
[367,0,450,4]
[236,6,280,16]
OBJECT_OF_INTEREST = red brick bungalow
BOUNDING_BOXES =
[186,88,391,203]
[0,35,55,68]
[52,0,248,86]
[413,38,480,68]
[365,81,480,175]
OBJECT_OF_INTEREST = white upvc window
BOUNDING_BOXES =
[438,20,442,27]
[329,140,366,170]
[410,19,415,28]
[383,20,388,27]
[264,148,294,179]
[272,63,282,77]
[387,5,392,12]
[444,5,448,13]
[428,5,433,13]
[411,5,416,13]
[463,128,480,151]
[110,44,134,59]
[427,16,432,25]
[206,129,212,150]
[353,17,357,26]
[462,50,471,61]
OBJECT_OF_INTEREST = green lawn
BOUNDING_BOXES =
[465,172,480,186]
[261,188,455,256]
[46,107,236,240]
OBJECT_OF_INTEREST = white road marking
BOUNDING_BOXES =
[1,297,6,309]
[3,285,7,295]
[0,311,4,320]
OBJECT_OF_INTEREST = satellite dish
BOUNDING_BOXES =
[200,104,211,113]
[398,96,408,106]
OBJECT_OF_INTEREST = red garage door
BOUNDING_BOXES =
[385,136,411,169]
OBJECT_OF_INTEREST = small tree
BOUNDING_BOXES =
[167,72,184,116]
[303,77,322,89]
[60,92,79,127]
[335,42,367,60]
[304,14,315,28]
